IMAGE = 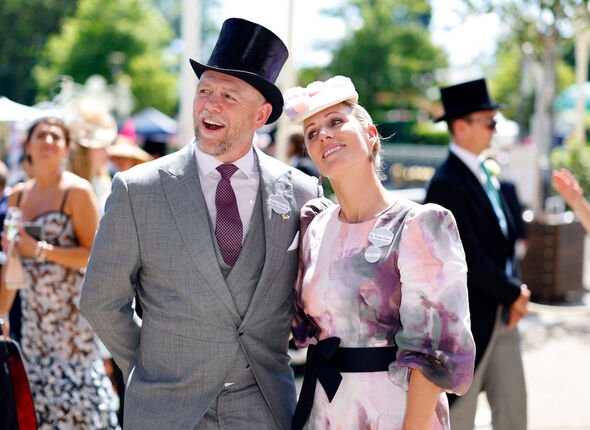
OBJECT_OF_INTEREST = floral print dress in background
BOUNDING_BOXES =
[293,197,476,430]
[20,210,119,429]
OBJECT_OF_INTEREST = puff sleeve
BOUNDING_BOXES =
[392,203,475,395]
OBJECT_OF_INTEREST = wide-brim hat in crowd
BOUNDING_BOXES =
[67,107,118,149]
[189,18,288,125]
[107,136,152,163]
[434,78,505,122]
[283,75,359,124]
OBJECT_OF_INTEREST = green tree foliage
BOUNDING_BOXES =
[0,0,77,105]
[34,0,178,115]
[463,0,590,143]
[491,33,575,136]
[302,0,447,121]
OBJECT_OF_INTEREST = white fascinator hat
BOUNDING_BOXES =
[283,75,359,124]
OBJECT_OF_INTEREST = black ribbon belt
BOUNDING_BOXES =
[292,337,397,430]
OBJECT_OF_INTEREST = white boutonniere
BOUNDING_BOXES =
[269,194,291,221]
[483,158,501,177]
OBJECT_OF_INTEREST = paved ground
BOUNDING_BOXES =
[475,289,590,430]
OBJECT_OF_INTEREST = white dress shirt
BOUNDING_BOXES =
[449,142,488,188]
[194,142,260,241]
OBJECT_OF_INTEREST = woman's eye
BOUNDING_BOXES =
[331,118,343,126]
[307,131,318,140]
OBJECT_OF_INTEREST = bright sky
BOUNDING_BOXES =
[218,0,501,81]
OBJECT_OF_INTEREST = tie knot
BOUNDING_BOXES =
[217,164,239,179]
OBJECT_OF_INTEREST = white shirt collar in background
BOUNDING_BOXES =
[450,142,487,187]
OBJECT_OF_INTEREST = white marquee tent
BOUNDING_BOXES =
[0,97,42,123]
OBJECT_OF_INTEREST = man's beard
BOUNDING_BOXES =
[195,127,234,156]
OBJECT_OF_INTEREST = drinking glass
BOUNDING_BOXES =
[3,207,21,241]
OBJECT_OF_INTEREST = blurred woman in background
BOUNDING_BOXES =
[0,116,119,429]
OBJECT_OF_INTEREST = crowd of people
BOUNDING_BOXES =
[0,16,585,430]
[0,113,159,428]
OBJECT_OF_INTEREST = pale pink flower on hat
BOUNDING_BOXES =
[283,86,313,121]
[283,75,359,124]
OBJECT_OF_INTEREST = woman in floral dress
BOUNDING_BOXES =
[284,77,476,430]
[0,117,119,429]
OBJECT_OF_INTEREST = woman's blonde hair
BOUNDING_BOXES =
[345,102,385,180]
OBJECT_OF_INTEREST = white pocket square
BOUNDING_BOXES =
[287,231,300,251]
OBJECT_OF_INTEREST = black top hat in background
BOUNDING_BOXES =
[190,18,289,124]
[434,78,504,122]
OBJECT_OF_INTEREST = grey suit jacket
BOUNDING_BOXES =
[80,142,321,429]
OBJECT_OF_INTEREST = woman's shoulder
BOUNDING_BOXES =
[398,199,458,240]
[387,191,451,218]
[7,181,29,205]
[8,181,27,192]
[62,171,95,199]
[301,197,335,218]
[409,201,452,218]
[63,170,92,188]
[301,196,337,223]
[300,197,336,239]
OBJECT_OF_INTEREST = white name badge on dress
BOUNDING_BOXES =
[368,227,394,247]
[365,245,381,263]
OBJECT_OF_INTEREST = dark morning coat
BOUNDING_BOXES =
[424,152,522,370]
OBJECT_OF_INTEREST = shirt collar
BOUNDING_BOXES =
[450,142,486,183]
[194,141,256,178]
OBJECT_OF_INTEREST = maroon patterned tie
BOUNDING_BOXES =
[215,164,242,266]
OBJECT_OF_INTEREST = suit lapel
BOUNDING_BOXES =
[497,186,518,239]
[159,143,240,321]
[449,153,510,241]
[241,149,294,326]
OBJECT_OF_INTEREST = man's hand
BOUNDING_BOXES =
[507,284,530,329]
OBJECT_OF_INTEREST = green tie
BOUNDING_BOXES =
[480,161,508,237]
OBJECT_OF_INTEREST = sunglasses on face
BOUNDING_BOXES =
[463,116,497,130]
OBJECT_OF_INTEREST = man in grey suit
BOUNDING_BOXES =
[80,18,321,430]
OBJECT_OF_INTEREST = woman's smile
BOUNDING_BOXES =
[322,145,345,159]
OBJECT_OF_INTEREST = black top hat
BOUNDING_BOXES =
[434,78,504,122]
[190,18,288,124]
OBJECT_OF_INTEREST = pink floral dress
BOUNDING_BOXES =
[292,197,475,429]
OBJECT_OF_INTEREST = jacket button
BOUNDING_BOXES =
[238,330,244,336]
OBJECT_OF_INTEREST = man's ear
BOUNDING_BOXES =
[255,102,273,128]
[454,118,468,133]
